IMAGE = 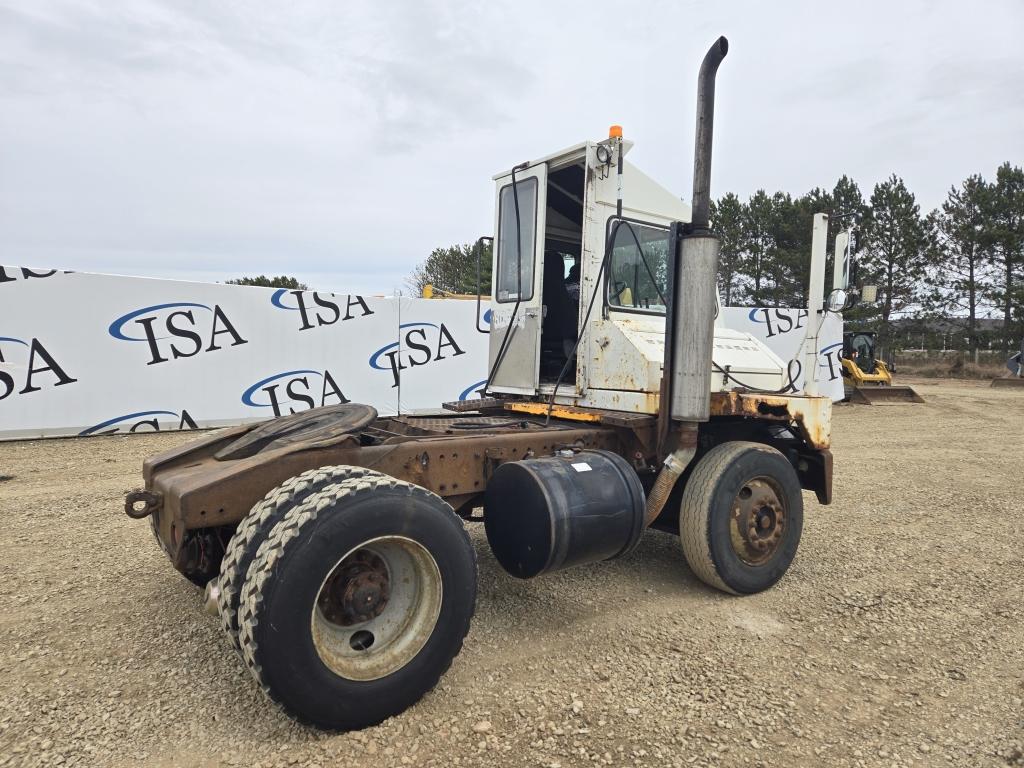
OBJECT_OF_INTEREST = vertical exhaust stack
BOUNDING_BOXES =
[647,36,728,527]
[670,36,728,423]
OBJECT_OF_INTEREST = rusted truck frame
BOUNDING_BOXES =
[131,392,831,585]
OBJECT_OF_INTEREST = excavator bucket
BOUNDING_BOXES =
[990,378,1024,389]
[846,385,925,404]
[992,351,1023,386]
[840,346,924,404]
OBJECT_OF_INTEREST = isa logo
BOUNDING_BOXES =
[369,322,466,388]
[109,302,247,365]
[0,336,77,401]
[242,369,348,418]
[271,290,374,331]
[79,409,198,436]
[458,379,487,401]
[0,266,70,284]
[747,308,808,338]
[817,342,843,382]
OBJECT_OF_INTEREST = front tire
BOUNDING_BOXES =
[679,441,803,595]
[237,474,477,730]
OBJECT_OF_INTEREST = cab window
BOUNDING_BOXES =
[495,178,538,302]
[607,220,669,313]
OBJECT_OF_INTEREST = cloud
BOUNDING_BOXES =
[0,0,1022,292]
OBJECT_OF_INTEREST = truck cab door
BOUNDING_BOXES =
[487,164,548,394]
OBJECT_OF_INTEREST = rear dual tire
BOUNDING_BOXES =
[216,465,383,649]
[235,473,477,731]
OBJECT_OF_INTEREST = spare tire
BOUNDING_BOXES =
[215,403,376,461]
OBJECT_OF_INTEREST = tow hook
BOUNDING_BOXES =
[125,489,162,519]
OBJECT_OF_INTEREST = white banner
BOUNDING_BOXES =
[0,266,488,439]
[720,306,845,403]
[0,265,842,440]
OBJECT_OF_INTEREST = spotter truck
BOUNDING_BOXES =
[126,38,860,731]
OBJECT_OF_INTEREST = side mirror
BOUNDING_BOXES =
[826,283,878,312]
[826,288,850,312]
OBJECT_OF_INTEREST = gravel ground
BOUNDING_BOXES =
[1,378,1022,768]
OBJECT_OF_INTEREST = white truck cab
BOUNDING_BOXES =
[487,135,786,412]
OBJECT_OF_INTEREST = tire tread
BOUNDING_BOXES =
[216,465,382,648]
[236,474,475,726]
[679,441,783,595]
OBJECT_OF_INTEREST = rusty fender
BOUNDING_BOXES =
[709,391,831,450]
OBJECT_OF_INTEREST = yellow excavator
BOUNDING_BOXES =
[841,330,924,404]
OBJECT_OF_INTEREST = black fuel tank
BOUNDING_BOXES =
[483,449,645,579]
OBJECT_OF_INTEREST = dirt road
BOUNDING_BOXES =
[1,379,1022,768]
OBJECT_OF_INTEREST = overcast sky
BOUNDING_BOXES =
[2,0,1022,295]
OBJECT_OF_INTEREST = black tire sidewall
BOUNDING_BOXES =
[222,468,375,641]
[706,447,803,594]
[251,489,476,730]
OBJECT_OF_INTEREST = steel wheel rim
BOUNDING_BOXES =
[310,535,442,681]
[729,476,787,566]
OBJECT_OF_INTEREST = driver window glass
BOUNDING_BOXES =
[496,178,538,303]
[607,220,669,313]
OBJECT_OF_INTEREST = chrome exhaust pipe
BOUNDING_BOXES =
[690,36,729,232]
[648,37,729,527]
[670,35,728,423]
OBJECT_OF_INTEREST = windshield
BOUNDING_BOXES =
[851,334,874,360]
[606,218,671,313]
[607,220,670,313]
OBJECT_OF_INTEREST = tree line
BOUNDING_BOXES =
[407,242,493,299]
[711,162,1023,352]
[408,161,1023,354]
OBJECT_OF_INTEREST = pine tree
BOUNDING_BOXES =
[926,175,992,353]
[710,193,745,305]
[226,275,308,289]
[828,176,867,276]
[407,242,493,297]
[861,176,928,345]
[830,176,868,234]
[780,188,831,306]
[741,190,775,305]
[983,162,1024,348]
